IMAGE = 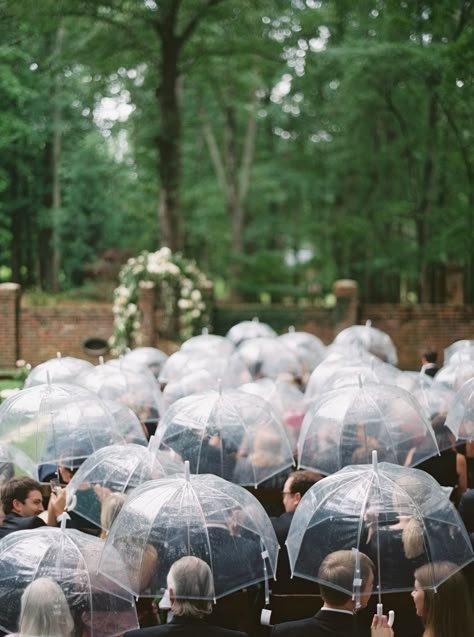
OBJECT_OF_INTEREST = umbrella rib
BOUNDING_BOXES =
[362,387,400,462]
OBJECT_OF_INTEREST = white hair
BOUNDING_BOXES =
[167,556,214,618]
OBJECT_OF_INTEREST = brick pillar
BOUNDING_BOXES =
[0,283,21,367]
[138,284,156,346]
[333,279,359,333]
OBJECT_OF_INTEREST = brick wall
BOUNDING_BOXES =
[0,283,20,365]
[361,304,474,370]
[19,303,114,366]
[1,282,473,371]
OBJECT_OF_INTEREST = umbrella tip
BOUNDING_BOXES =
[46,370,52,387]
[365,319,372,327]
[184,460,190,481]
[57,351,62,360]
[358,374,363,388]
[202,327,209,335]
[99,356,105,365]
[288,325,295,333]
[252,316,259,322]
[372,449,378,468]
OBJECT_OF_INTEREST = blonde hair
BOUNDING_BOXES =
[415,562,474,637]
[402,518,424,559]
[100,492,126,539]
[19,578,74,637]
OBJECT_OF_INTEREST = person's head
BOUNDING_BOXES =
[281,470,322,513]
[167,556,214,619]
[422,348,437,365]
[58,449,85,484]
[430,415,455,451]
[100,492,126,539]
[19,578,74,637]
[318,550,374,611]
[413,562,474,635]
[0,476,44,516]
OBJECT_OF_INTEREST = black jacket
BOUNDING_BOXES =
[125,615,248,637]
[272,609,358,637]
[0,512,45,539]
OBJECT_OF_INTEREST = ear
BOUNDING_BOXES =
[294,492,302,505]
[168,587,175,606]
[12,498,23,514]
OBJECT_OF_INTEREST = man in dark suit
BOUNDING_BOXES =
[421,348,439,377]
[125,556,248,637]
[271,469,322,594]
[0,476,66,539]
[271,550,375,637]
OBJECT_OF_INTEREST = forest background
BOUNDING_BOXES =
[1,0,473,306]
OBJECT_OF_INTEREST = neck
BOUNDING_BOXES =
[322,602,354,613]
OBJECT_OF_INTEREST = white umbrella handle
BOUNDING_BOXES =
[377,604,395,626]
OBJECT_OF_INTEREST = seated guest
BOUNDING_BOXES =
[271,470,322,593]
[125,556,248,637]
[0,477,65,539]
[271,550,374,637]
[8,577,74,637]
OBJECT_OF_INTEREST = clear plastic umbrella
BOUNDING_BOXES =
[98,465,279,599]
[24,352,94,388]
[333,321,398,365]
[433,360,474,391]
[412,383,456,422]
[181,331,235,357]
[304,348,376,404]
[278,327,327,379]
[0,382,126,465]
[0,443,38,482]
[75,361,165,429]
[298,380,438,475]
[237,337,303,381]
[0,522,138,636]
[66,438,184,530]
[445,377,474,441]
[240,378,306,453]
[444,340,474,365]
[123,346,169,378]
[226,318,277,347]
[160,350,251,389]
[155,388,294,486]
[100,400,148,446]
[286,454,474,606]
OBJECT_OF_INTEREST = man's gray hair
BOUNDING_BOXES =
[167,556,215,618]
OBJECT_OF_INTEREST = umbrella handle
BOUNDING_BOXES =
[377,605,395,626]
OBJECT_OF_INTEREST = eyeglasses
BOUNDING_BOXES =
[280,491,293,496]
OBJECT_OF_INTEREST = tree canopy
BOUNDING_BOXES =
[1,0,473,302]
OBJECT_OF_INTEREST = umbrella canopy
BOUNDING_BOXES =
[181,332,235,357]
[98,467,279,599]
[66,439,184,530]
[155,388,294,486]
[75,362,165,425]
[240,378,306,452]
[237,337,304,381]
[298,381,438,475]
[445,377,474,442]
[0,525,138,636]
[160,351,251,391]
[100,400,148,446]
[433,360,474,391]
[333,322,398,365]
[286,456,474,599]
[24,353,94,388]
[0,443,38,481]
[278,328,327,378]
[0,383,126,465]
[412,383,456,422]
[444,340,474,365]
[123,346,168,378]
[226,318,277,347]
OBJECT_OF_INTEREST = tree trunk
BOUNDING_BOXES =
[51,22,64,291]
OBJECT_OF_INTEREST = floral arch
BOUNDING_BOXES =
[109,248,213,354]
